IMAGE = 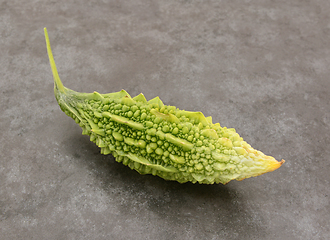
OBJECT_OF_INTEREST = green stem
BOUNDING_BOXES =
[44,27,65,93]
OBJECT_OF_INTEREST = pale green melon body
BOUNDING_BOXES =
[45,28,284,184]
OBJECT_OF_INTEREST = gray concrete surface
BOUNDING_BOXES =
[1,1,329,239]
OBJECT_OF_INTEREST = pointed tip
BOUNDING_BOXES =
[44,27,65,93]
[235,151,285,182]
[268,159,285,172]
[256,155,285,178]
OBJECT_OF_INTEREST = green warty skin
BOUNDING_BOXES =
[45,28,284,184]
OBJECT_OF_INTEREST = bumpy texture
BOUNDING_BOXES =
[45,28,284,184]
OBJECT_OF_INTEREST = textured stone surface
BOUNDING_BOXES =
[1,1,329,239]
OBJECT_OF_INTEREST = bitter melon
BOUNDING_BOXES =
[44,28,284,184]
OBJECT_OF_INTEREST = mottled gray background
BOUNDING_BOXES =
[1,1,329,239]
